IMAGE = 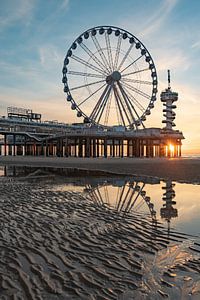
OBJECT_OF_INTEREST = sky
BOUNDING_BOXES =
[0,0,200,153]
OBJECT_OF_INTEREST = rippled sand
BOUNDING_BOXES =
[0,176,200,299]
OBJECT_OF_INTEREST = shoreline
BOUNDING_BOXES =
[1,156,200,184]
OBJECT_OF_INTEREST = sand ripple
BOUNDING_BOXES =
[0,177,200,299]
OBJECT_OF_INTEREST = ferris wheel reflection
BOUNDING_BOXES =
[84,179,178,229]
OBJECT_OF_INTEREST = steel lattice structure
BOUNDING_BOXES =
[62,26,158,129]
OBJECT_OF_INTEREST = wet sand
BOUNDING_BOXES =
[0,175,200,299]
[1,156,200,183]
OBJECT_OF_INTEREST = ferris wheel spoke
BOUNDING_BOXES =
[79,42,109,74]
[68,70,104,79]
[114,35,122,70]
[120,55,143,73]
[71,54,106,76]
[105,32,114,72]
[120,82,146,112]
[127,183,145,213]
[95,85,113,123]
[118,83,145,128]
[122,78,152,85]
[116,184,126,211]
[96,188,105,205]
[103,185,109,205]
[121,81,151,100]
[134,197,145,211]
[117,82,137,125]
[104,89,113,125]
[89,84,110,120]
[70,78,105,91]
[78,82,107,107]
[92,188,103,205]
[115,96,121,125]
[121,67,149,78]
[88,189,100,205]
[123,188,137,214]
[91,35,111,74]
[119,186,133,212]
[113,85,126,126]
[118,43,134,71]
[114,85,132,126]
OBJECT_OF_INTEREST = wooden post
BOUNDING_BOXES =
[46,139,49,157]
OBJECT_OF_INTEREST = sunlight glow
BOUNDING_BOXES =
[168,144,175,157]
[169,144,174,152]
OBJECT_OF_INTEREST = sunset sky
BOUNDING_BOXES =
[0,0,200,153]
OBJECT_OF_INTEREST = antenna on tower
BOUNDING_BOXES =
[167,69,171,89]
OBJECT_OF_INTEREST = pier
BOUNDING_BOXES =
[0,111,183,158]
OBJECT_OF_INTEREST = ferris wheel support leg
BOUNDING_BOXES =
[45,139,49,157]
[159,143,165,157]
[112,139,115,157]
[4,134,7,156]
[85,138,90,158]
[135,139,140,157]
[96,139,99,157]
[64,138,68,157]
[104,139,107,158]
[180,145,182,157]
[140,140,144,157]
[150,140,154,157]
[127,139,130,157]
[78,138,83,158]
[120,139,124,158]
[93,139,96,158]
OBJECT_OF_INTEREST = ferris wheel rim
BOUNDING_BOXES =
[62,25,158,129]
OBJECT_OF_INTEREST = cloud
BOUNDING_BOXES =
[191,41,200,49]
[156,50,191,72]
[139,0,179,37]
[59,0,69,10]
[38,45,63,67]
[0,0,35,29]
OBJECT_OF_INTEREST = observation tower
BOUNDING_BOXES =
[161,70,178,130]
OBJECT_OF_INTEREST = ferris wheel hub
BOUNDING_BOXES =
[106,71,121,85]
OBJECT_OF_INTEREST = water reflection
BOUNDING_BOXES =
[2,165,200,236]
[85,181,157,222]
[2,165,179,230]
[161,181,178,232]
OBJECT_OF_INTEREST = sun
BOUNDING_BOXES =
[169,144,174,154]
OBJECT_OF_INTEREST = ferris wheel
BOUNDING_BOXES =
[62,26,158,129]
[84,181,157,222]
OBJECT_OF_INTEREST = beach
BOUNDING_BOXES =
[1,156,200,183]
[0,172,200,299]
